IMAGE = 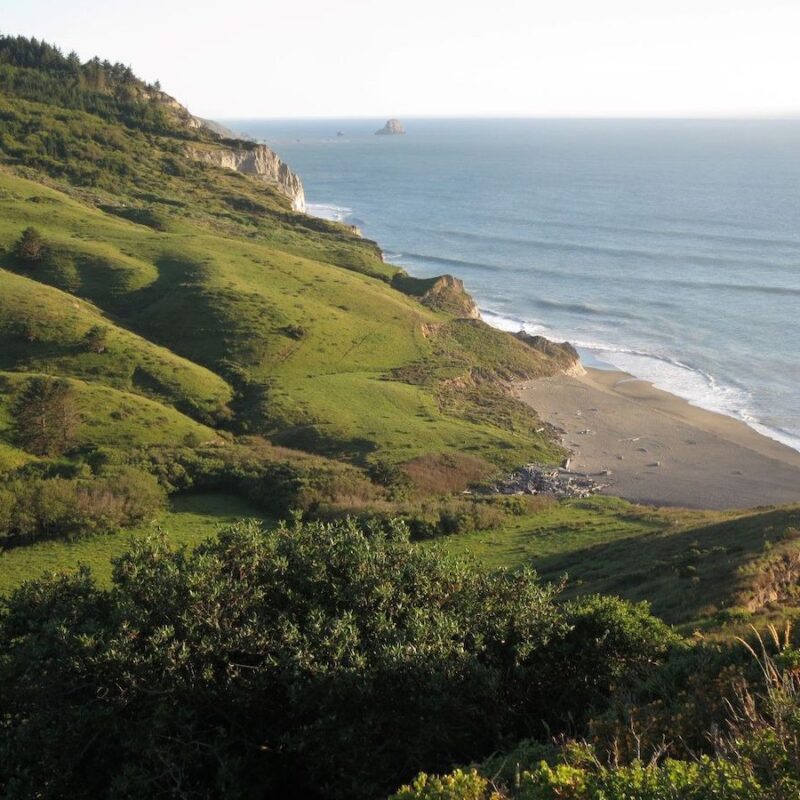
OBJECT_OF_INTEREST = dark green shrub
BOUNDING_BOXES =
[0,518,673,799]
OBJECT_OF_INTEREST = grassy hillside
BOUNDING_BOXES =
[441,498,800,627]
[0,370,218,450]
[4,36,800,800]
[3,34,800,641]
[0,78,567,469]
[0,264,233,421]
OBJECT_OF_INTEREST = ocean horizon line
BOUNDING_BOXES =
[219,113,800,123]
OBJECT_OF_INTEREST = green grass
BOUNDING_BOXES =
[0,266,233,421]
[0,491,273,594]
[0,159,566,468]
[439,497,800,627]
[436,497,690,570]
[0,370,218,450]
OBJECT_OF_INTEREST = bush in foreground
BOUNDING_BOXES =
[0,517,673,799]
[390,627,800,800]
[391,758,762,800]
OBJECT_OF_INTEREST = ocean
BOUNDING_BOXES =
[227,118,800,452]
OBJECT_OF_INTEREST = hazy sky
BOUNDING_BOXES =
[3,0,799,118]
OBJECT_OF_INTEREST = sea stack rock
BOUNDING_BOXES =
[375,119,406,135]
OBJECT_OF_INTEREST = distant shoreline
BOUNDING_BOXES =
[478,308,800,458]
[517,367,800,509]
[308,202,800,462]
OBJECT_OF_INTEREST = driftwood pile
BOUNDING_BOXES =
[493,464,605,499]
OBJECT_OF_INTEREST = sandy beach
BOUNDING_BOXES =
[516,368,800,510]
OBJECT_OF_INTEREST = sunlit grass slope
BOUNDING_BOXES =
[0,155,564,466]
[0,371,218,451]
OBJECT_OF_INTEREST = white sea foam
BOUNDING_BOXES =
[307,203,353,222]
[586,351,800,453]
[480,305,800,454]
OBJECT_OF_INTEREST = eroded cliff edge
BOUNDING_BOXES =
[144,89,305,212]
[186,141,306,212]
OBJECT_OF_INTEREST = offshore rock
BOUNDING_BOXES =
[375,118,406,135]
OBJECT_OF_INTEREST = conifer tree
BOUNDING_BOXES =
[14,226,45,262]
[15,377,80,455]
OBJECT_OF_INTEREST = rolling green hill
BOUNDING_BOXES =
[0,371,218,450]
[0,264,233,421]
[3,33,800,636]
[0,43,569,469]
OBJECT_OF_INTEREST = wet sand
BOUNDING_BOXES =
[516,368,800,509]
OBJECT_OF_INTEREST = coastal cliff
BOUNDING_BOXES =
[186,143,306,212]
[135,86,304,212]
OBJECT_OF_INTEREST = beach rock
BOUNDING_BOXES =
[375,118,406,135]
[186,143,306,212]
[493,464,605,499]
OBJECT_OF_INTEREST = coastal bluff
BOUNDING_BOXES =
[186,142,306,212]
[375,118,406,135]
[139,85,307,212]
[392,272,480,318]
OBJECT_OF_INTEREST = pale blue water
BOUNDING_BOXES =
[227,118,800,451]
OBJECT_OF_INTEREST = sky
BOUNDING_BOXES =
[2,0,799,119]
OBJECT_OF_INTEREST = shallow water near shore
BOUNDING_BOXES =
[227,118,800,452]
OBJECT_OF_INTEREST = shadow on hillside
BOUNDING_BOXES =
[533,506,800,624]
[271,424,377,463]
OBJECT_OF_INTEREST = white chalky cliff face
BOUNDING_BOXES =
[186,143,306,212]
[148,88,307,213]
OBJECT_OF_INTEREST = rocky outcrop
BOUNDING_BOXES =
[392,273,480,319]
[420,275,480,318]
[375,119,406,135]
[186,143,306,212]
[743,548,800,612]
[515,332,584,374]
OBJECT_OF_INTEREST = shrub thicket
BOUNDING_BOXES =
[0,466,165,543]
[391,627,800,800]
[0,518,674,799]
